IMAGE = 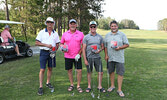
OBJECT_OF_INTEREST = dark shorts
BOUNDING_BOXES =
[86,57,103,73]
[9,43,16,47]
[107,61,125,76]
[40,50,56,69]
[65,58,82,70]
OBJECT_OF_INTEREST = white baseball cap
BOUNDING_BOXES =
[69,19,77,24]
[45,17,55,25]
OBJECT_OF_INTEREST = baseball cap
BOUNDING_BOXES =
[89,21,97,26]
[45,17,55,25]
[5,25,10,29]
[69,19,77,24]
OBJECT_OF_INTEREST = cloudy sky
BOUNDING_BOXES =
[102,0,167,30]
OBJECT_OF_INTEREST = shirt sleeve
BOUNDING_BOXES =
[55,32,60,43]
[104,34,108,47]
[122,34,129,45]
[6,31,12,39]
[82,36,87,44]
[60,33,65,44]
[100,35,104,45]
[36,31,42,42]
[80,32,84,44]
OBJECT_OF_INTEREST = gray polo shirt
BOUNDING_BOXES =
[104,31,129,63]
[83,33,103,58]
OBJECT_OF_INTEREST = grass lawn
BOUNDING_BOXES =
[0,29,167,100]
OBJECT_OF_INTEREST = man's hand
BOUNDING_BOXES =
[105,55,109,62]
[95,49,101,54]
[75,54,80,62]
[84,60,89,66]
[115,47,120,51]
[47,44,52,49]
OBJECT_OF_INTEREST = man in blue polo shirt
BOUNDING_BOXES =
[104,20,129,97]
[35,17,60,95]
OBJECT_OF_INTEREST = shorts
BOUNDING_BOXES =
[107,61,125,76]
[65,58,82,70]
[86,57,103,73]
[40,50,56,69]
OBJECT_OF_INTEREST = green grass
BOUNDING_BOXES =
[0,29,167,100]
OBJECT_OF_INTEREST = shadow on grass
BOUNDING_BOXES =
[129,38,167,44]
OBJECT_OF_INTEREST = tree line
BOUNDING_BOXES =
[0,0,104,36]
[97,17,139,30]
[158,18,167,31]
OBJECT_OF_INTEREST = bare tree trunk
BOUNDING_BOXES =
[67,0,71,30]
[54,0,57,31]
[58,17,62,36]
[63,16,66,33]
[58,0,62,36]
[5,0,10,20]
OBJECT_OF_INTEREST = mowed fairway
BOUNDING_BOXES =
[0,29,167,100]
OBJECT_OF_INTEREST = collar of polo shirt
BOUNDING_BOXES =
[110,31,119,35]
[45,28,55,33]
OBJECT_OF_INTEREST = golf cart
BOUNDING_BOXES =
[0,20,33,64]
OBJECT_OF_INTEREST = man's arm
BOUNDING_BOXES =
[56,43,59,51]
[35,40,52,49]
[82,43,88,65]
[104,47,109,62]
[115,44,129,51]
[78,44,83,55]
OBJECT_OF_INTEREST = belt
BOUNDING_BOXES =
[41,49,50,52]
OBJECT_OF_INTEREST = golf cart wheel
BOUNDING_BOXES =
[26,49,33,57]
[0,54,4,64]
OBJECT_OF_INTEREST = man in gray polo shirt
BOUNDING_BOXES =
[104,20,129,97]
[83,21,106,93]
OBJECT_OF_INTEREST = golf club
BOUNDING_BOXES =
[106,62,110,97]
[97,60,101,99]
[71,60,77,96]
[49,48,56,93]
[91,58,95,98]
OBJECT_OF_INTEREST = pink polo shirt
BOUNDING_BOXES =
[1,29,12,45]
[61,30,84,59]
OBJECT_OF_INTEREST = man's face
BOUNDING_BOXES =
[89,24,97,33]
[110,23,118,33]
[6,28,10,31]
[46,21,54,28]
[69,22,77,31]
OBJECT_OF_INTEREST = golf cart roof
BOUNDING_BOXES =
[0,20,24,24]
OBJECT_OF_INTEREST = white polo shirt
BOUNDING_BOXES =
[36,28,60,50]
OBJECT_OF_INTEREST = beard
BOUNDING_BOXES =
[111,29,118,33]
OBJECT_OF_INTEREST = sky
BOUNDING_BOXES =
[102,0,167,30]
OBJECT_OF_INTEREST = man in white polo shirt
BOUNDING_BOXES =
[35,17,60,95]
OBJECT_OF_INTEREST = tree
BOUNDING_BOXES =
[158,18,167,31]
[4,0,104,36]
[5,0,10,20]
[97,17,114,30]
[120,19,139,29]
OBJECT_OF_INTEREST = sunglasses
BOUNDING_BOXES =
[47,21,54,23]
[90,26,96,28]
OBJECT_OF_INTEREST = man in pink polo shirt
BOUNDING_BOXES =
[60,19,84,93]
[1,25,22,56]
